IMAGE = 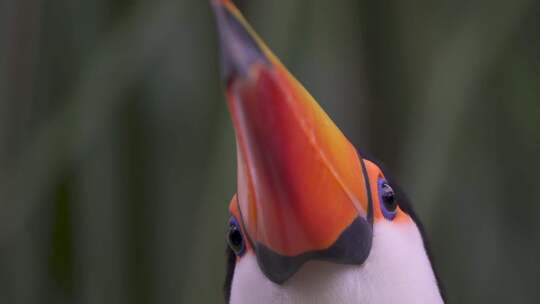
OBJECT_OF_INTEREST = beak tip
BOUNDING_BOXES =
[212,0,268,83]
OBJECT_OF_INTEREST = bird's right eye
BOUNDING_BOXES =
[227,217,245,256]
[378,177,398,220]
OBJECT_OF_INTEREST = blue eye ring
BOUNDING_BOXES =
[227,216,245,256]
[377,177,398,220]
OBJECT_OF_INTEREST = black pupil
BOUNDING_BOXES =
[228,224,243,253]
[381,183,397,210]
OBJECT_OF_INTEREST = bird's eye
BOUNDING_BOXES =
[378,177,397,220]
[227,217,245,256]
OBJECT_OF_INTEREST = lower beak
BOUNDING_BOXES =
[213,0,373,283]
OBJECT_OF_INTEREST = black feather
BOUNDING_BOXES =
[224,245,236,303]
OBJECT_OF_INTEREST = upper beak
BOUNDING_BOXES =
[213,0,373,283]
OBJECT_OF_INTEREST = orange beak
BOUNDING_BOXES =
[213,0,373,283]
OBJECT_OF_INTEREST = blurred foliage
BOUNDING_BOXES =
[0,0,539,303]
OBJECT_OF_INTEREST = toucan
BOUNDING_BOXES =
[212,1,445,303]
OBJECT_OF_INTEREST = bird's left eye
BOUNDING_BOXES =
[227,217,245,256]
[378,177,397,220]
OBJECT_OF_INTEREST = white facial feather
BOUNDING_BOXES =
[230,219,443,304]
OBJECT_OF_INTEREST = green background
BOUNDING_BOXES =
[1,0,539,303]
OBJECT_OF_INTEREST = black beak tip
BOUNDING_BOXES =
[211,0,268,83]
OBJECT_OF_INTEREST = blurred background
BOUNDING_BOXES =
[1,0,539,303]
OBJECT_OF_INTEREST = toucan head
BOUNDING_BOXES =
[212,1,444,303]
